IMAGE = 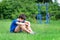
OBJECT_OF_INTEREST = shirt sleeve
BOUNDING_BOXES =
[13,20,18,25]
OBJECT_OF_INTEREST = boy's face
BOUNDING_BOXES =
[18,18,24,22]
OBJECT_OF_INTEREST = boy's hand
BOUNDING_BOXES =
[25,22,29,25]
[25,21,30,26]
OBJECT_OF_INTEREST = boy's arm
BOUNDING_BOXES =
[16,22,25,25]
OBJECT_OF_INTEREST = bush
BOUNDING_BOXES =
[0,0,60,22]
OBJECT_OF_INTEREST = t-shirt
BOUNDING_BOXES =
[10,19,25,32]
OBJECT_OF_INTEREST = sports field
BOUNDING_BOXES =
[0,20,60,40]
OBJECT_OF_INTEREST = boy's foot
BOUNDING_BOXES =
[30,32,35,34]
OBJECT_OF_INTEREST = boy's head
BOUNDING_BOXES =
[18,14,26,22]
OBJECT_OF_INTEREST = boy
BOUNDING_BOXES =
[10,14,34,34]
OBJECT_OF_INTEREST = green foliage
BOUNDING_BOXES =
[36,0,52,3]
[0,0,60,21]
[49,3,60,20]
[0,0,37,20]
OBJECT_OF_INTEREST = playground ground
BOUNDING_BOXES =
[0,20,60,40]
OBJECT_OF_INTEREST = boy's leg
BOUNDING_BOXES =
[14,25,21,32]
[25,22,35,34]
[25,22,33,32]
[26,25,33,33]
[14,24,32,33]
[20,24,31,33]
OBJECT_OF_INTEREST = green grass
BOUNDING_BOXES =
[0,20,60,40]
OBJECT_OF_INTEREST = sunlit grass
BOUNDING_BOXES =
[0,20,60,40]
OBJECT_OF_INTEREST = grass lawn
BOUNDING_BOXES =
[0,20,60,40]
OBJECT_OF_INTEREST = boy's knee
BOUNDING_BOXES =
[28,22,30,26]
[27,21,30,24]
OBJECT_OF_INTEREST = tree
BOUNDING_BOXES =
[35,0,52,3]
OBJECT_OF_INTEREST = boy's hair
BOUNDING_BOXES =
[18,14,26,20]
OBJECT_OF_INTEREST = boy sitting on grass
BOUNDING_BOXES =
[10,14,34,34]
